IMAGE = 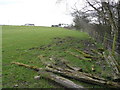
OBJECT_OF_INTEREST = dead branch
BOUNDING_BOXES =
[11,62,41,71]
[39,70,85,89]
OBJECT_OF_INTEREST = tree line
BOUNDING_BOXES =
[57,0,120,55]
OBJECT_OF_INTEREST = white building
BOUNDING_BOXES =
[25,23,35,26]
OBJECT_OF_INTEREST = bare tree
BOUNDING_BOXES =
[85,0,119,55]
[56,0,119,54]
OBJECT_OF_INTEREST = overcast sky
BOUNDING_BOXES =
[0,0,85,26]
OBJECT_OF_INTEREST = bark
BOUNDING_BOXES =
[39,70,85,89]
[46,67,120,88]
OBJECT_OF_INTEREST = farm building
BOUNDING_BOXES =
[25,23,35,26]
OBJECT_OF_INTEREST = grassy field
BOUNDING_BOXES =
[2,25,112,88]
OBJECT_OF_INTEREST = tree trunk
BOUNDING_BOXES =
[39,70,85,89]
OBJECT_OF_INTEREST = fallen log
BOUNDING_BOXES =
[11,62,41,71]
[46,67,120,88]
[39,70,85,89]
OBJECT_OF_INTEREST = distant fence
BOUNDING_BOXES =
[87,29,120,53]
[74,24,119,53]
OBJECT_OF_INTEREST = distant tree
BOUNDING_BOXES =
[71,11,90,30]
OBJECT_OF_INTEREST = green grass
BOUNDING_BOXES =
[2,25,89,88]
[2,25,112,88]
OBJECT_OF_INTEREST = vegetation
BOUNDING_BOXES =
[2,0,120,88]
[2,25,87,88]
[3,25,119,88]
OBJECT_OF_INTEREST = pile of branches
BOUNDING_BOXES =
[11,54,120,88]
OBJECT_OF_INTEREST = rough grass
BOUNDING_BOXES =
[2,25,112,88]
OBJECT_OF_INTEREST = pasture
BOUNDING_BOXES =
[2,25,112,88]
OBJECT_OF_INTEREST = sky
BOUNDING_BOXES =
[0,0,85,26]
[0,0,118,26]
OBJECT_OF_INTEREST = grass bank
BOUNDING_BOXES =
[2,25,111,88]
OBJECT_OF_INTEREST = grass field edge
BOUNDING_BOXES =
[0,25,2,89]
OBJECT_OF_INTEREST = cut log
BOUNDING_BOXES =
[46,67,120,88]
[39,70,85,89]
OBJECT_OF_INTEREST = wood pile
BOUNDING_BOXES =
[11,55,120,88]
